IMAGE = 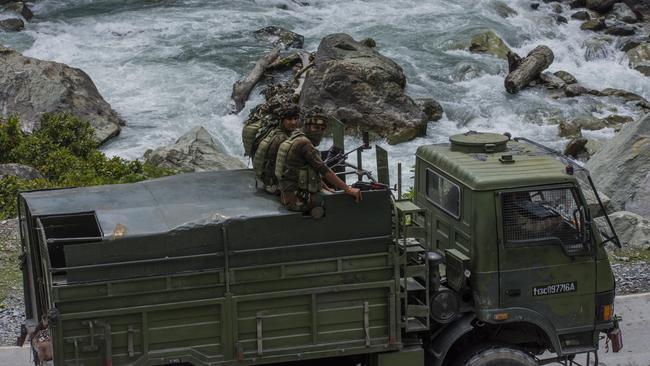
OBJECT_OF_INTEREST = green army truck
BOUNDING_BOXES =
[17,132,622,366]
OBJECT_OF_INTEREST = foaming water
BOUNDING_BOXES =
[1,0,649,186]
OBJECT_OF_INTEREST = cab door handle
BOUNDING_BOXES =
[506,289,521,297]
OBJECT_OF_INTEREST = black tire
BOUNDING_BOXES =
[457,344,537,366]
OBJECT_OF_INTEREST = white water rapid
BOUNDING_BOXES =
[2,0,649,186]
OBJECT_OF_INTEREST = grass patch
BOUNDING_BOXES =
[0,114,175,219]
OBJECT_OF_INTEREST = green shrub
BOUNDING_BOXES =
[0,113,175,219]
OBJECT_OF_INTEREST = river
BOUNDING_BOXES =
[1,0,649,185]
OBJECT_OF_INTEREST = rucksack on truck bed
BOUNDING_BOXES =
[19,169,402,366]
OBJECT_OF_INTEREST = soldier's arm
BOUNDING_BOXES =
[303,143,362,202]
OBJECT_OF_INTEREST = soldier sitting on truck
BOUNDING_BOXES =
[275,114,362,212]
[252,104,300,194]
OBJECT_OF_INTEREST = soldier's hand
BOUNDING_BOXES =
[344,186,362,202]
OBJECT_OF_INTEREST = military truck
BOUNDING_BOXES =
[17,131,622,366]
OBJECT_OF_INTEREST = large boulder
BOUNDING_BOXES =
[627,44,650,76]
[596,211,650,251]
[468,30,512,60]
[144,126,246,172]
[299,34,427,144]
[587,114,650,217]
[0,163,43,180]
[0,46,123,144]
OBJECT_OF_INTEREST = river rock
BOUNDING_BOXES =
[581,18,607,31]
[0,163,43,180]
[587,114,650,217]
[0,17,23,31]
[0,46,123,144]
[570,0,586,9]
[554,70,578,84]
[564,83,588,97]
[360,38,376,48]
[531,3,540,10]
[494,1,517,17]
[144,126,245,172]
[558,120,582,137]
[604,114,634,125]
[299,33,426,144]
[554,15,569,24]
[564,137,588,158]
[571,11,591,20]
[551,3,563,13]
[586,0,619,13]
[597,211,650,251]
[626,44,650,76]
[599,87,648,103]
[583,37,611,60]
[253,26,304,49]
[417,99,443,122]
[605,26,635,36]
[610,2,639,23]
[4,2,32,21]
[469,30,511,60]
[573,115,608,130]
[620,39,642,52]
[540,72,566,89]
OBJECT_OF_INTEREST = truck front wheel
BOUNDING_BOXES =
[457,345,537,366]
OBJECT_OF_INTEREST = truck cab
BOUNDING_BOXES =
[412,132,620,365]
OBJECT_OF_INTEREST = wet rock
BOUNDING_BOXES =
[360,38,376,48]
[626,44,650,76]
[554,15,569,24]
[604,26,635,36]
[620,39,642,52]
[299,34,426,144]
[571,11,591,20]
[564,137,588,158]
[452,63,483,81]
[586,0,619,13]
[417,98,443,122]
[254,26,304,49]
[469,30,512,60]
[580,18,606,32]
[551,3,563,13]
[569,0,586,9]
[564,83,588,97]
[540,71,566,89]
[587,114,650,217]
[558,120,582,137]
[610,2,639,23]
[604,114,634,125]
[144,126,245,172]
[597,211,650,251]
[494,1,518,18]
[554,70,578,84]
[0,18,23,31]
[0,46,123,144]
[573,115,608,130]
[0,164,43,180]
[4,2,32,21]
[599,87,648,103]
[531,3,540,10]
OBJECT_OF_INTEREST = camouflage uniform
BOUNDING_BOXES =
[275,131,329,211]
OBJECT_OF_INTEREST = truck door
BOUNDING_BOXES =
[497,185,596,332]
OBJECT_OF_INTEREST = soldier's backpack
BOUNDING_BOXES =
[275,132,320,193]
[252,128,288,182]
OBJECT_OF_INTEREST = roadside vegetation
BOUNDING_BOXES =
[0,113,175,219]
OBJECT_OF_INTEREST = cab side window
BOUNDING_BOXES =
[426,170,460,218]
[501,188,587,254]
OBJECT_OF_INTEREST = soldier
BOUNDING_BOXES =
[253,104,300,194]
[275,114,362,212]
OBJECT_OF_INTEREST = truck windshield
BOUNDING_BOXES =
[501,187,588,255]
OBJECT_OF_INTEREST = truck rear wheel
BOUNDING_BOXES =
[458,345,537,366]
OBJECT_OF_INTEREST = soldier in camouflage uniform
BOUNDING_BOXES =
[275,114,362,212]
[253,104,300,194]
